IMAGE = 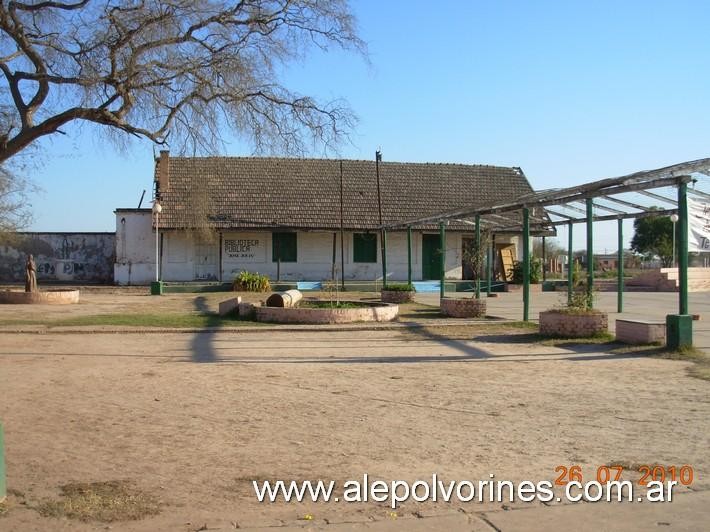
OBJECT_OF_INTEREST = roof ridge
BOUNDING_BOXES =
[165,155,518,170]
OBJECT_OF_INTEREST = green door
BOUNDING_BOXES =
[422,234,442,280]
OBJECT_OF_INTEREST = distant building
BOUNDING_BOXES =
[114,152,544,285]
[595,253,619,270]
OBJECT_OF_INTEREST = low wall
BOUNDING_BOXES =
[255,301,399,324]
[539,310,608,337]
[440,297,486,318]
[0,289,80,304]
[0,233,114,283]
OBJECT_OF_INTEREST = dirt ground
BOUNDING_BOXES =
[1,326,709,531]
[0,288,269,321]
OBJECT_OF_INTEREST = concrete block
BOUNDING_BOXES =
[616,319,665,344]
[218,296,242,316]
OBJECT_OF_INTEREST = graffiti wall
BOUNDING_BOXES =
[0,233,116,284]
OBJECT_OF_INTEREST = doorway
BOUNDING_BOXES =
[421,234,442,280]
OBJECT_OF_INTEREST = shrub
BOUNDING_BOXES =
[233,271,271,292]
[382,283,415,292]
[510,258,542,284]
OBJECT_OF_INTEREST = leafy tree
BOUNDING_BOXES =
[533,237,565,259]
[0,0,365,163]
[630,212,674,267]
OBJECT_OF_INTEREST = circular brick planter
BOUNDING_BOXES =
[440,297,486,318]
[539,310,608,337]
[255,301,399,324]
[381,289,414,304]
[0,289,80,305]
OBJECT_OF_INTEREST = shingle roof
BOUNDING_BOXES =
[156,156,538,232]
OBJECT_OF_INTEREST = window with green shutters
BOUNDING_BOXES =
[272,232,297,262]
[353,233,377,263]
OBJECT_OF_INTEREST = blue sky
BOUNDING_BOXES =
[25,0,710,252]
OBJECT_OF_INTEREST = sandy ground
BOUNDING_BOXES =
[1,328,709,531]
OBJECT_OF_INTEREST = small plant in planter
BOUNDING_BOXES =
[233,271,271,292]
[381,283,415,303]
[539,283,608,338]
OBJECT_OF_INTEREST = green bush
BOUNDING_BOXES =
[510,258,542,284]
[382,283,415,292]
[233,271,271,292]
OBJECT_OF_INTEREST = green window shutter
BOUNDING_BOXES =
[272,232,297,262]
[353,233,377,263]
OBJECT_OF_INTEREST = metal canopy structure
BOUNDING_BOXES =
[375,158,710,346]
[382,158,710,232]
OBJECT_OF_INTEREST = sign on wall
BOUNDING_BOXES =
[689,197,710,252]
[223,234,266,263]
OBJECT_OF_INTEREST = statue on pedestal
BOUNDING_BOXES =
[25,254,37,293]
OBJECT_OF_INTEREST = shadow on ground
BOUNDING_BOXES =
[190,296,221,363]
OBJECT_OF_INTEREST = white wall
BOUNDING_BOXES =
[114,213,523,284]
[114,211,155,285]
[221,230,462,282]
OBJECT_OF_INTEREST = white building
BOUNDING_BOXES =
[114,153,540,285]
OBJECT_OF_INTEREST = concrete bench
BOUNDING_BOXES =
[615,319,665,344]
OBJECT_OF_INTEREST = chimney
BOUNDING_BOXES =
[156,150,170,193]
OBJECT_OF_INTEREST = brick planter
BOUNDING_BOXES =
[0,289,80,305]
[255,301,399,324]
[539,310,608,337]
[381,289,415,304]
[440,297,486,318]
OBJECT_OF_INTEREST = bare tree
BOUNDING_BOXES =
[0,155,34,240]
[462,228,491,286]
[0,0,365,163]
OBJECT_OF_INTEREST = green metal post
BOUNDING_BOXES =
[542,236,547,282]
[586,198,594,309]
[617,218,624,313]
[666,181,692,349]
[523,207,530,321]
[407,226,412,286]
[381,229,388,289]
[475,214,481,299]
[486,239,492,296]
[567,220,573,306]
[679,182,689,315]
[439,221,446,299]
